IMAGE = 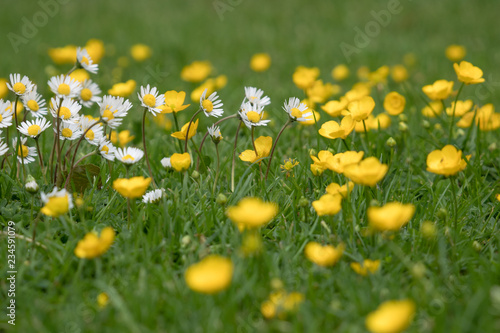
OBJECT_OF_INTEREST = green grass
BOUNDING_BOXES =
[1,0,500,332]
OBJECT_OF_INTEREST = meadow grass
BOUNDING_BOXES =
[1,0,500,332]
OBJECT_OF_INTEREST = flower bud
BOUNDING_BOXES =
[216,193,228,206]
[386,137,397,148]
[422,119,431,129]
[181,235,191,247]
[420,221,437,239]
[437,208,448,220]
[398,122,408,132]
[299,196,309,207]
[191,170,200,179]
[25,175,39,194]
[488,142,497,152]
[398,114,408,122]
[308,148,317,156]
[472,241,483,252]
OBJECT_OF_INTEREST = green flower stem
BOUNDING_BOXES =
[142,108,157,188]
[212,143,220,195]
[231,120,243,192]
[450,176,459,242]
[448,82,464,144]
[172,111,183,153]
[265,118,292,180]
[184,108,202,153]
[13,95,26,183]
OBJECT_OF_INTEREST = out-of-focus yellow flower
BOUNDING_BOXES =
[357,66,370,80]
[426,145,467,176]
[41,190,72,217]
[446,100,473,117]
[153,113,173,131]
[161,90,190,113]
[226,197,278,231]
[86,39,105,63]
[261,291,304,319]
[185,255,233,294]
[310,150,334,175]
[293,66,320,90]
[368,202,416,231]
[170,153,191,172]
[328,151,364,174]
[113,177,151,199]
[109,131,118,144]
[344,157,388,187]
[307,80,335,104]
[454,61,484,84]
[191,79,216,102]
[384,92,406,116]
[321,97,348,117]
[0,78,8,99]
[326,181,354,198]
[369,65,390,84]
[305,241,344,267]
[108,80,136,97]
[422,80,454,100]
[332,64,350,81]
[365,299,416,333]
[344,82,371,102]
[312,194,342,216]
[74,227,115,259]
[422,101,443,118]
[457,104,500,131]
[239,136,272,164]
[318,116,355,139]
[420,221,437,239]
[130,44,152,62]
[496,194,500,202]
[250,53,271,72]
[354,114,391,132]
[351,259,381,276]
[181,60,212,83]
[117,130,135,147]
[69,69,89,83]
[48,45,77,64]
[97,292,109,308]
[445,45,466,62]
[171,119,198,141]
[391,65,409,83]
[239,232,263,256]
[214,75,227,89]
[344,96,376,121]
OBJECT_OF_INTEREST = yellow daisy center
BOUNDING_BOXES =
[291,107,302,119]
[59,106,72,119]
[81,56,90,65]
[58,83,71,95]
[62,128,73,138]
[18,145,28,158]
[143,94,157,107]
[27,124,41,136]
[13,82,26,94]
[102,109,114,120]
[0,115,3,122]
[81,88,93,101]
[123,154,135,161]
[85,129,95,141]
[202,99,214,112]
[101,145,109,154]
[27,100,39,111]
[247,111,261,123]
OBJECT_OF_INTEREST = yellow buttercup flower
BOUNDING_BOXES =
[214,75,227,89]
[171,119,199,141]
[48,45,77,64]
[0,78,8,99]
[261,291,304,319]
[325,181,354,198]
[226,197,278,231]
[310,150,334,175]
[161,90,190,113]
[457,104,500,131]
[421,101,443,118]
[118,130,135,147]
[304,242,345,267]
[321,98,348,117]
[368,202,416,231]
[331,64,349,81]
[391,65,408,83]
[328,151,364,174]
[74,227,115,259]
[365,299,416,333]
[191,79,216,102]
[185,255,233,294]
[344,83,372,102]
[445,44,466,62]
[426,145,467,176]
[250,53,271,72]
[383,92,406,116]
[108,80,136,97]
[446,100,473,117]
[113,177,151,199]
[239,136,272,164]
[97,292,109,308]
[312,194,342,216]
[496,194,500,202]
[344,157,388,187]
[454,61,484,84]
[130,44,152,62]
[41,191,72,217]
[181,60,212,83]
[351,259,381,276]
[318,116,355,140]
[69,69,90,83]
[345,96,376,121]
[307,80,335,104]
[368,65,390,85]
[85,39,105,63]
[170,153,191,172]
[293,66,320,90]
[354,114,391,132]
[422,80,454,100]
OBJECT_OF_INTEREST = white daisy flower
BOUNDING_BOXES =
[25,175,39,193]
[142,189,166,204]
[200,89,224,118]
[98,138,116,161]
[161,157,172,169]
[55,121,82,141]
[22,89,48,118]
[48,74,82,98]
[0,100,14,128]
[80,115,104,146]
[41,187,74,210]
[115,147,144,165]
[239,102,270,129]
[138,85,165,115]
[283,97,311,122]
[244,86,271,108]
[18,117,51,138]
[78,79,102,108]
[12,137,37,164]
[7,73,34,96]
[76,47,99,74]
[207,124,223,143]
[50,97,82,122]
[0,140,8,156]
[98,95,132,129]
